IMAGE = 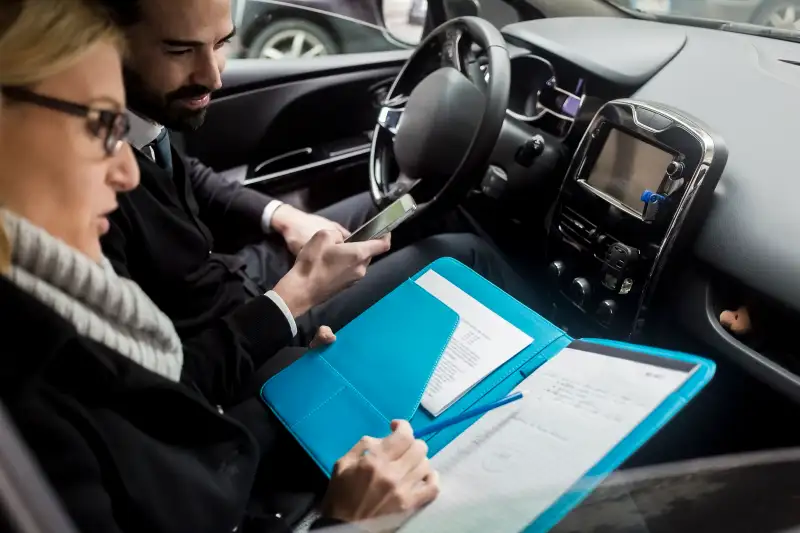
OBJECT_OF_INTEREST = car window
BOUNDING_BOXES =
[435,0,527,32]
[231,0,425,60]
[607,0,800,31]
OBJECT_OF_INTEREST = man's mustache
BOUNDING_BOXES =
[167,85,213,103]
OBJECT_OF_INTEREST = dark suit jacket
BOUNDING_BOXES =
[0,276,340,533]
[101,149,290,351]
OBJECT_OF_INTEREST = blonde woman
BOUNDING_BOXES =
[0,2,438,532]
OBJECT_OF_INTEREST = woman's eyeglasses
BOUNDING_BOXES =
[1,86,130,157]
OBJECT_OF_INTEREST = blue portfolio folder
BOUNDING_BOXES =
[261,257,715,531]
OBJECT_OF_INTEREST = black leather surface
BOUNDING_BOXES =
[502,17,687,87]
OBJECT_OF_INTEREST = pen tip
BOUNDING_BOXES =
[518,390,528,397]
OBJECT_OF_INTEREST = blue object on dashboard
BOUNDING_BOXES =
[641,189,666,204]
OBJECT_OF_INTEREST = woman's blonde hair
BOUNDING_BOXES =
[0,0,123,272]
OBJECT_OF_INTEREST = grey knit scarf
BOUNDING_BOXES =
[1,210,183,382]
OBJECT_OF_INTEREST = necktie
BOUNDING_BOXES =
[149,128,173,173]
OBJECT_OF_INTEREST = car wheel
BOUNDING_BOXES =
[247,19,339,60]
[752,1,800,29]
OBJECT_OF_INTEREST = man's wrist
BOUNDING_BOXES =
[262,200,285,234]
[270,203,296,235]
[273,271,314,318]
[264,290,298,337]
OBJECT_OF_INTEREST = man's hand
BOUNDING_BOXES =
[272,230,390,317]
[272,204,351,256]
[321,420,440,523]
[309,326,336,348]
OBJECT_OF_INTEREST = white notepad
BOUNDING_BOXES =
[415,270,533,416]
[400,345,696,533]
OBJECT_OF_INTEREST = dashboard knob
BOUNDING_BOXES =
[515,135,545,167]
[569,277,591,307]
[596,299,618,325]
[547,260,566,283]
[666,161,683,177]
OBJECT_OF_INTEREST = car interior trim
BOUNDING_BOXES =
[243,145,371,186]
[253,147,313,174]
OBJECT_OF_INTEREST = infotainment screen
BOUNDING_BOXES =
[586,128,674,216]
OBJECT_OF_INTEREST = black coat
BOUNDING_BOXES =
[101,148,286,340]
[0,276,334,533]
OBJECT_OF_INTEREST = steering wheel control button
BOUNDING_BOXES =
[547,260,566,283]
[377,106,403,135]
[515,135,545,167]
[481,166,508,199]
[596,300,618,326]
[569,277,592,307]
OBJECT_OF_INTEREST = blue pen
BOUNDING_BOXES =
[415,391,527,438]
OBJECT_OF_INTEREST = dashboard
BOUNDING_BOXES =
[495,16,800,400]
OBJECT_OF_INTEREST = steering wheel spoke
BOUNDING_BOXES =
[377,97,406,135]
[442,27,465,72]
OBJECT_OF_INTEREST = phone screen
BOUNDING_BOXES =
[346,197,415,243]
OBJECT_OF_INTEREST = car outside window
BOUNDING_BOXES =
[608,0,800,31]
[230,0,426,60]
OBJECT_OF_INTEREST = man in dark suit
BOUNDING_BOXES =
[99,0,531,351]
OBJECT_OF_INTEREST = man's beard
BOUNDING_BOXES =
[123,66,211,131]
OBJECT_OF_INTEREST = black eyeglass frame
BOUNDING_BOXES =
[1,86,130,156]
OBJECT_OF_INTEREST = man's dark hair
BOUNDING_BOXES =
[94,0,141,27]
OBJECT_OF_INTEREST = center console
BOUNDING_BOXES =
[546,99,727,339]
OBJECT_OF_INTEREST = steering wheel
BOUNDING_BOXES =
[369,17,511,213]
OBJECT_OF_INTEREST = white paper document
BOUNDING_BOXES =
[401,346,696,533]
[415,270,533,416]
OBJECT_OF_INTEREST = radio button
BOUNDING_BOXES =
[570,277,592,307]
[597,300,618,325]
[548,260,566,283]
[666,161,683,177]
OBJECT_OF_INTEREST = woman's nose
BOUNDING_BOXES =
[108,143,140,192]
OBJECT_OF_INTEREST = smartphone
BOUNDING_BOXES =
[345,194,417,243]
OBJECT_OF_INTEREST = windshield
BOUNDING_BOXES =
[605,0,800,32]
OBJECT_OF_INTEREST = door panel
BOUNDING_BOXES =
[183,51,409,208]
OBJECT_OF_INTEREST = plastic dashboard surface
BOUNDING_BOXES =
[502,16,800,395]
[503,17,688,88]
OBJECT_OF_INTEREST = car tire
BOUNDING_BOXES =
[751,0,800,29]
[247,18,339,60]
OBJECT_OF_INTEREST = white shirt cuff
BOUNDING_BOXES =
[261,200,285,233]
[265,290,297,338]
